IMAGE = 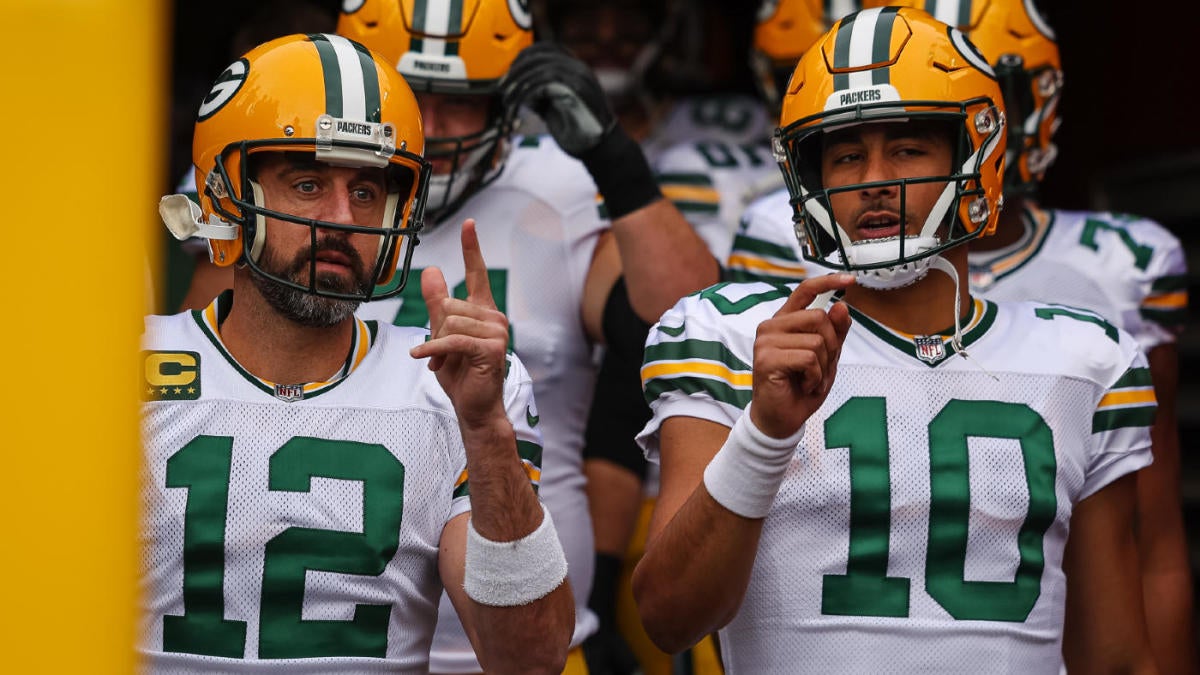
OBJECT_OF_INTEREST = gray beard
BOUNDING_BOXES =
[251,240,368,327]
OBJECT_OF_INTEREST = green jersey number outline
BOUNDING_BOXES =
[163,435,406,659]
[821,397,1057,622]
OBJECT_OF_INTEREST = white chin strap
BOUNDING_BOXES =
[928,254,998,379]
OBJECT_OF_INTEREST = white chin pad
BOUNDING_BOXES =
[845,236,940,290]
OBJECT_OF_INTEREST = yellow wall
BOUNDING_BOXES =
[0,1,165,669]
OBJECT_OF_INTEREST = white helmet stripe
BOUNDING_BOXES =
[846,8,884,90]
[326,34,370,121]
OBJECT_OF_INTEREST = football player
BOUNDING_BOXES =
[337,1,720,673]
[633,8,1157,673]
[730,2,1198,669]
[146,33,572,672]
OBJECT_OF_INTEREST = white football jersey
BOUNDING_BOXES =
[140,300,543,674]
[638,282,1154,674]
[641,93,773,163]
[356,134,605,671]
[654,137,783,264]
[969,206,1188,352]
[725,186,823,283]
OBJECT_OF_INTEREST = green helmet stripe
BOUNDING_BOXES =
[309,34,344,118]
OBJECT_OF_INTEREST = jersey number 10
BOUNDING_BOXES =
[821,397,1056,622]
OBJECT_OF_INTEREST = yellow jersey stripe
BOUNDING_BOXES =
[1142,291,1188,309]
[1098,388,1157,409]
[661,184,720,204]
[641,360,753,388]
[727,253,810,275]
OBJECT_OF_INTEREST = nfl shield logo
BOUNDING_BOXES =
[274,383,305,402]
[914,335,945,364]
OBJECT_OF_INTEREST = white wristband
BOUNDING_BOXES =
[464,503,569,607]
[702,405,805,519]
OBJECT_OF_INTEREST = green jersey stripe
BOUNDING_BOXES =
[1092,405,1157,433]
[1140,307,1188,327]
[657,172,715,187]
[1112,367,1153,389]
[673,201,719,215]
[644,374,751,410]
[731,233,801,260]
[517,440,543,469]
[644,338,752,373]
[1151,275,1189,293]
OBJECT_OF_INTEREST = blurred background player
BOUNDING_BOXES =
[633,8,1157,672]
[337,1,719,673]
[530,0,769,160]
[725,2,1199,668]
[146,32,573,672]
[725,0,860,283]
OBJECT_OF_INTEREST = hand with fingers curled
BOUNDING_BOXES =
[749,274,856,441]
[409,219,511,431]
[703,274,857,520]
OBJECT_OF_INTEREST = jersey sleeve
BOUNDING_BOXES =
[450,351,545,518]
[637,282,787,463]
[1132,217,1189,349]
[654,139,781,264]
[725,188,812,283]
[1080,331,1156,500]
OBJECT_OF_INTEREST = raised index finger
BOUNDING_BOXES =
[778,273,857,315]
[459,218,497,310]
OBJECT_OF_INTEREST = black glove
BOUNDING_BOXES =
[500,42,661,220]
[582,553,644,675]
[500,42,616,156]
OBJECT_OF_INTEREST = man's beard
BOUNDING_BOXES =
[251,237,371,327]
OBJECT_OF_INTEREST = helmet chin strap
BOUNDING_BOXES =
[928,254,998,380]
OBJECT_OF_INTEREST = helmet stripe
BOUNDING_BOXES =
[924,0,973,30]
[308,34,380,122]
[409,0,464,57]
[835,8,896,91]
[870,7,899,85]
[349,39,383,123]
[446,0,464,56]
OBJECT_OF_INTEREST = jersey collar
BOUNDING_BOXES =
[847,297,998,367]
[192,290,378,401]
[967,205,1055,290]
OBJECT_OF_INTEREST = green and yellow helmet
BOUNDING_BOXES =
[338,0,533,222]
[177,33,430,299]
[774,6,1006,285]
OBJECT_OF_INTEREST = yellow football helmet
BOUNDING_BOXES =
[339,0,533,221]
[751,0,861,113]
[165,33,430,300]
[774,6,1006,285]
[864,0,1061,194]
